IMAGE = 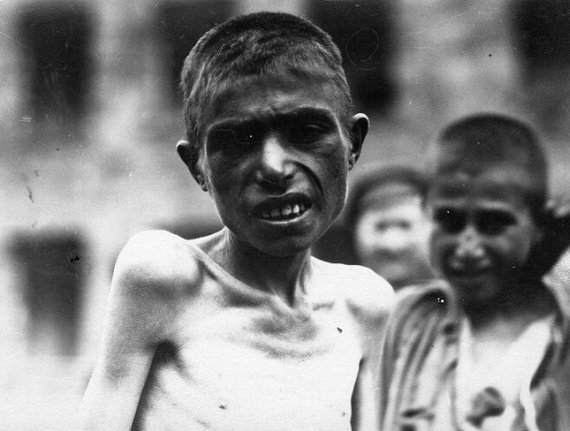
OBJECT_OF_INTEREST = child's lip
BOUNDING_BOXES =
[251,192,313,218]
[447,259,493,276]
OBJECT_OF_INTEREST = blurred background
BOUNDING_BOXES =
[1,0,570,428]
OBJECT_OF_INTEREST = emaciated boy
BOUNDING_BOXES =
[79,12,393,431]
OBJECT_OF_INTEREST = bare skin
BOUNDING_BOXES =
[78,68,394,430]
[78,229,393,430]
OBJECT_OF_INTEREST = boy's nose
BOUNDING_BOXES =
[255,135,294,187]
[454,225,485,261]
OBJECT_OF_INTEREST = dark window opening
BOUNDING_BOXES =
[307,0,397,113]
[10,231,87,356]
[18,4,93,139]
[512,0,570,80]
[511,0,570,134]
[155,0,234,106]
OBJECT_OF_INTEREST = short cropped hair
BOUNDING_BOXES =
[344,162,427,236]
[180,12,352,145]
[427,113,548,220]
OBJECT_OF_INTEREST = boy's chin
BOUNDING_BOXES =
[449,276,503,305]
[253,238,313,258]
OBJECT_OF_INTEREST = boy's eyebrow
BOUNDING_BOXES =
[207,107,338,131]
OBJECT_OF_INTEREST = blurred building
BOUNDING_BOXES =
[0,0,569,429]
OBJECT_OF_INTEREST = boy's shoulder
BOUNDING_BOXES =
[310,257,395,322]
[385,280,454,338]
[113,229,202,300]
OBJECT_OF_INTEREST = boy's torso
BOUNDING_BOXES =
[132,239,373,430]
[381,282,567,431]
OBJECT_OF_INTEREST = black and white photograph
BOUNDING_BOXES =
[1,0,570,429]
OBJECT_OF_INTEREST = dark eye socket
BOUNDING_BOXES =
[208,129,235,147]
[209,127,262,149]
[475,210,517,235]
[433,207,517,236]
[287,120,331,144]
[433,208,467,234]
[375,221,412,231]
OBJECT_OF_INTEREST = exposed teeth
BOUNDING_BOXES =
[261,202,308,220]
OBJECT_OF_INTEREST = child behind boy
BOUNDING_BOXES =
[379,113,570,430]
[78,12,394,431]
[343,162,435,290]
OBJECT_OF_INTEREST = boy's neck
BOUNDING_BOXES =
[462,280,556,335]
[201,229,313,307]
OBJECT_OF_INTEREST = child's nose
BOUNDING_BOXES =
[377,228,409,252]
[255,135,294,187]
[454,225,485,260]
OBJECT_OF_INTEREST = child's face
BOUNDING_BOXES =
[190,72,365,256]
[354,192,432,287]
[427,167,541,305]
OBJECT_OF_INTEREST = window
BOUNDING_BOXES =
[512,0,570,80]
[18,4,93,139]
[155,0,234,105]
[10,231,87,356]
[511,0,570,133]
[307,0,397,113]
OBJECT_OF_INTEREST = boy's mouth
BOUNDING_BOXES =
[446,259,493,277]
[254,194,312,222]
[260,202,308,221]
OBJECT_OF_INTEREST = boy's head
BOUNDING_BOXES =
[426,113,548,305]
[179,12,353,146]
[345,163,433,288]
[176,12,369,257]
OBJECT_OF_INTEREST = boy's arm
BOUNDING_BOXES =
[347,269,395,431]
[78,231,189,430]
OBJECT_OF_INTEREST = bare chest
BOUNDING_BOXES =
[135,297,361,430]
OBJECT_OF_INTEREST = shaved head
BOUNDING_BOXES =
[427,113,547,220]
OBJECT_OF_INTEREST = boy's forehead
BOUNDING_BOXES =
[202,70,345,124]
[429,166,535,205]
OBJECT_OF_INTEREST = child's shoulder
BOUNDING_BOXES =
[113,229,202,300]
[310,257,395,321]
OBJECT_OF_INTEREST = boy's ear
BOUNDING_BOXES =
[348,113,369,169]
[176,140,208,191]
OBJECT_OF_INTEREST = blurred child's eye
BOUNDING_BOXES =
[433,208,467,234]
[475,210,517,236]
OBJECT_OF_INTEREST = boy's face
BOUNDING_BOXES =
[427,166,541,305]
[182,71,366,257]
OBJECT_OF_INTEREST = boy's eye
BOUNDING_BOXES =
[209,129,236,147]
[288,121,330,144]
[209,128,262,148]
[433,207,517,236]
[475,210,517,236]
[433,208,467,234]
[235,129,263,146]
